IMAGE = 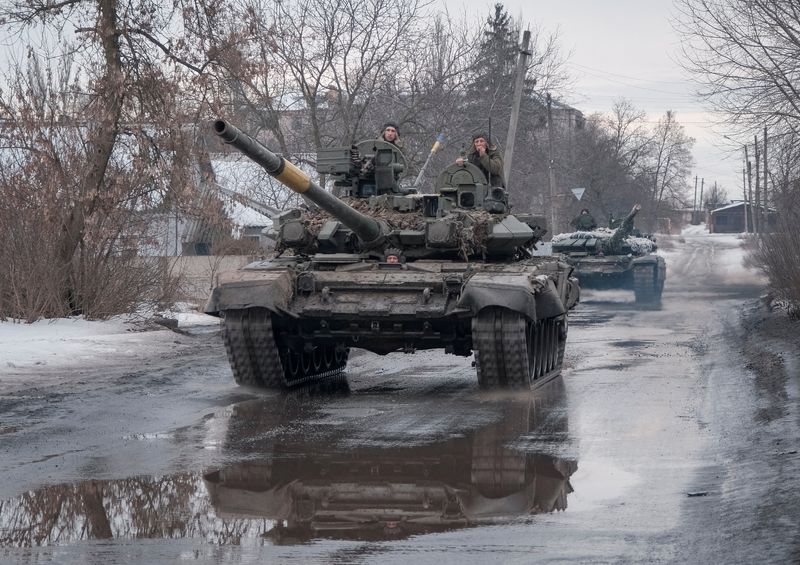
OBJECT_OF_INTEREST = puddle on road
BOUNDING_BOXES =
[568,311,616,327]
[611,340,654,348]
[567,457,640,512]
[0,383,579,547]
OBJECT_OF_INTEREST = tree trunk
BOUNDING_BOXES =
[57,0,125,312]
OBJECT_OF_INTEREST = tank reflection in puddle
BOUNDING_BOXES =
[205,388,577,542]
[0,380,576,547]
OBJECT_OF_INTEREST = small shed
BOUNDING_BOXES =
[708,202,776,233]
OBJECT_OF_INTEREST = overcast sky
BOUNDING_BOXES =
[456,0,744,203]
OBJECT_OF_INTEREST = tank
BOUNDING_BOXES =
[204,120,580,389]
[551,204,666,306]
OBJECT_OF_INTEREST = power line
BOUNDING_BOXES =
[567,64,696,98]
[568,62,688,86]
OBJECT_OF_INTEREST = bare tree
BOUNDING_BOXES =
[605,99,652,175]
[703,182,728,211]
[677,0,800,308]
[361,11,479,174]
[643,110,694,220]
[569,115,638,222]
[676,0,800,132]
[223,0,429,151]
[0,0,222,318]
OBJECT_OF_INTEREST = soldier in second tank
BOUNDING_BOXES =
[570,208,597,231]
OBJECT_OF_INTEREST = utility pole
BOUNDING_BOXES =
[745,145,753,233]
[504,30,531,187]
[742,145,749,234]
[763,126,768,211]
[547,92,558,234]
[754,134,760,234]
[699,178,704,221]
[693,175,698,220]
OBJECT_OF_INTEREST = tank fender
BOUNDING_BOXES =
[564,276,581,311]
[457,273,566,320]
[533,275,569,318]
[204,269,294,316]
[631,255,665,267]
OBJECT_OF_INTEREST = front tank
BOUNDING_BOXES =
[205,121,580,389]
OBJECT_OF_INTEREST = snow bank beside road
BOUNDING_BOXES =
[0,308,219,372]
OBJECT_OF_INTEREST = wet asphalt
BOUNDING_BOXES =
[1,233,798,564]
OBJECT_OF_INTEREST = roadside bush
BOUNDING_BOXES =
[0,196,64,322]
[0,208,183,322]
[0,179,184,322]
[748,194,800,318]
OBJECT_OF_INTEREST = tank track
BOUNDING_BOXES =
[633,264,663,306]
[472,307,566,389]
[221,308,348,389]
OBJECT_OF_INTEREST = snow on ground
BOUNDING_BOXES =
[665,223,767,288]
[0,304,219,372]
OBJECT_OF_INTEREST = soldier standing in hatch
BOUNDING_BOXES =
[456,132,505,187]
[570,208,598,231]
[379,122,404,150]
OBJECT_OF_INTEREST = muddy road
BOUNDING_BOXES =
[1,232,798,564]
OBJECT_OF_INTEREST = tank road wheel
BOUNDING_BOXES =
[300,349,313,375]
[312,347,324,372]
[282,346,302,382]
[276,341,350,387]
[633,264,662,307]
[221,308,286,388]
[556,317,567,367]
[530,318,563,385]
[323,344,335,368]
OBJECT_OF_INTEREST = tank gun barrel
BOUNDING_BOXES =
[213,119,384,245]
[608,204,641,248]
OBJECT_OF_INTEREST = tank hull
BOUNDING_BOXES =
[566,254,666,306]
[206,256,579,389]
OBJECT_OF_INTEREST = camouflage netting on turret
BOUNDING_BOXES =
[552,229,657,254]
[301,198,496,258]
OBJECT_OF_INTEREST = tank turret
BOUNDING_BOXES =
[214,119,545,261]
[206,120,579,391]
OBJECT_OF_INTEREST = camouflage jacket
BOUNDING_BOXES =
[570,213,597,231]
[466,145,505,187]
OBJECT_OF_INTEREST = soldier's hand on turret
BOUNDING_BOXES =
[456,157,466,166]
